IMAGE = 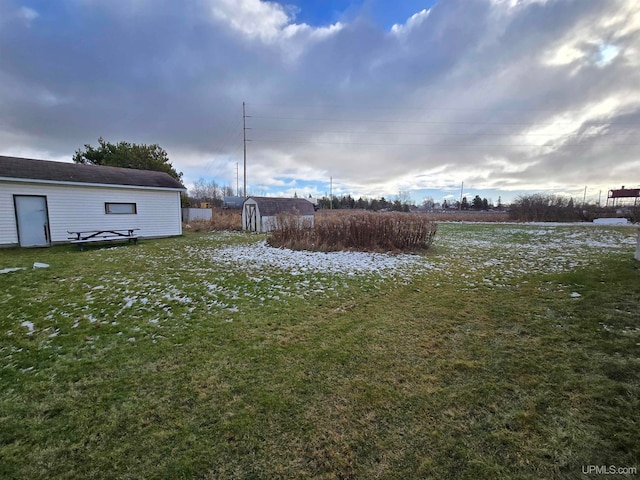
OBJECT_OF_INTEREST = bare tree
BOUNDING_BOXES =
[190,178,223,206]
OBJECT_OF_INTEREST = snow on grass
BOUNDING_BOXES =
[197,240,435,277]
[5,224,637,351]
[0,267,25,274]
[433,223,635,287]
[20,321,35,334]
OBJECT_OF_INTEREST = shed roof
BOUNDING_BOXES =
[0,155,185,190]
[246,197,315,216]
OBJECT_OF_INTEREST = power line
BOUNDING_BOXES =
[249,114,640,127]
[244,104,639,154]
[250,139,640,148]
[253,127,637,137]
[245,102,613,115]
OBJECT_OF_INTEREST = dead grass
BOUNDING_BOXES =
[422,211,512,222]
[268,211,438,252]
[183,209,241,232]
[317,209,512,223]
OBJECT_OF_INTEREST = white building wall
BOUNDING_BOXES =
[261,215,314,233]
[0,180,182,246]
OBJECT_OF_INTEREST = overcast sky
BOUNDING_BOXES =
[1,0,639,204]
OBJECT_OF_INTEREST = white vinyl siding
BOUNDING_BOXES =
[0,181,182,246]
[260,215,314,232]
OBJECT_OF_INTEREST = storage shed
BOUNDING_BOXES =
[0,155,185,247]
[242,196,315,232]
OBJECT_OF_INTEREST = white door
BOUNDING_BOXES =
[14,195,50,247]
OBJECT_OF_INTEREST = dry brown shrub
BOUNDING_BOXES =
[211,209,242,230]
[183,209,242,232]
[268,211,437,253]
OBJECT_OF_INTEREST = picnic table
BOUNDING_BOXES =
[68,229,139,251]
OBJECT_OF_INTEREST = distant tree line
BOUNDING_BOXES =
[317,195,413,212]
[510,193,640,222]
[510,194,575,222]
[444,195,493,211]
[509,194,583,222]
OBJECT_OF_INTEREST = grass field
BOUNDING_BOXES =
[1,223,639,479]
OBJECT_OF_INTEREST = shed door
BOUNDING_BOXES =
[244,204,257,232]
[14,195,50,247]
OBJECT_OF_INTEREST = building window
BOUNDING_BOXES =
[105,202,137,214]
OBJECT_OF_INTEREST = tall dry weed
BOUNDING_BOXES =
[183,209,242,232]
[268,211,437,253]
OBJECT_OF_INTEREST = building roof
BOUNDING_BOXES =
[608,187,640,198]
[0,155,185,190]
[223,196,245,209]
[246,196,315,216]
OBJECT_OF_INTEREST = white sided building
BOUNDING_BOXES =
[0,156,185,247]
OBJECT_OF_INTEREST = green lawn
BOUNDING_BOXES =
[1,224,638,479]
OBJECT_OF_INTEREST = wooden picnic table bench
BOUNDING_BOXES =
[67,229,140,251]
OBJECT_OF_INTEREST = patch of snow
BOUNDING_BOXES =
[0,267,25,274]
[570,292,581,298]
[33,262,49,269]
[21,321,35,334]
[122,296,136,308]
[593,218,629,225]
[196,241,433,277]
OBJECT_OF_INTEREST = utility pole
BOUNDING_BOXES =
[459,181,464,211]
[583,186,587,206]
[243,102,249,199]
[236,162,239,197]
[330,176,333,210]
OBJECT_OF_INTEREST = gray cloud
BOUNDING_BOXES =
[0,0,638,198]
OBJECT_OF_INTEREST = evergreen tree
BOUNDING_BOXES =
[74,137,182,181]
